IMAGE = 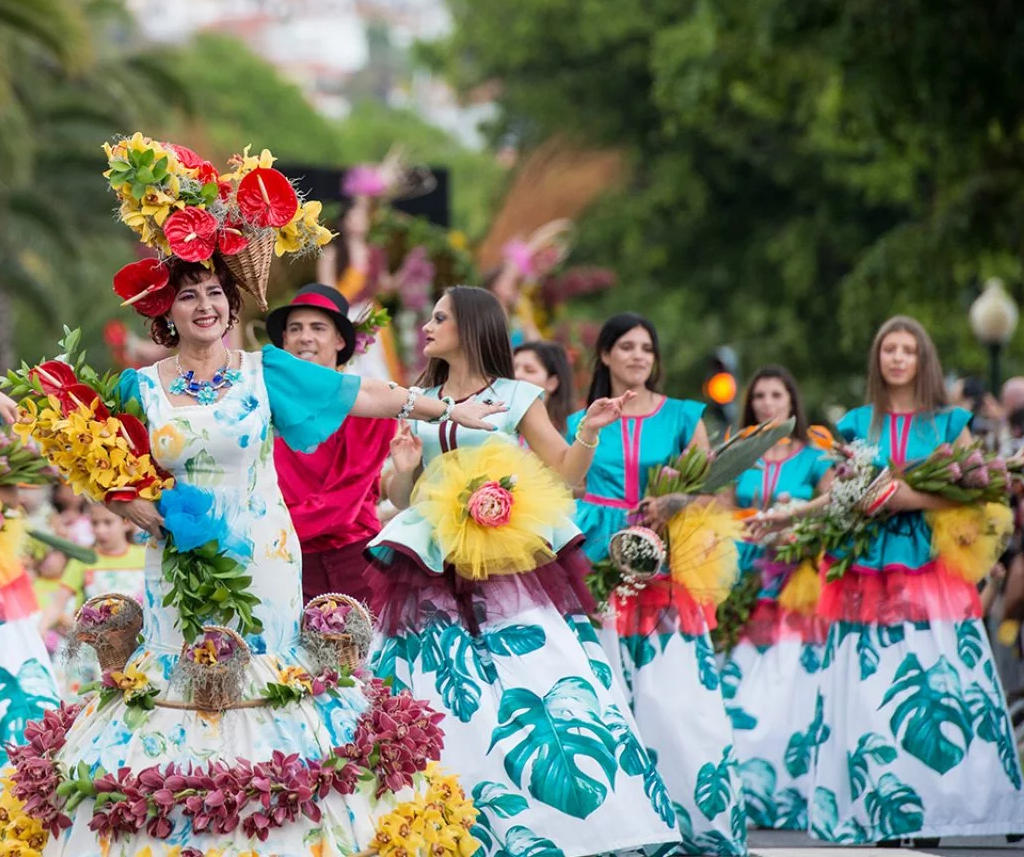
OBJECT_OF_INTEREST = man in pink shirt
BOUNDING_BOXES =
[267,284,395,602]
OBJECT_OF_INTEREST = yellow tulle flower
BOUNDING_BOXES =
[777,558,822,615]
[413,440,575,580]
[928,502,1013,583]
[667,499,742,606]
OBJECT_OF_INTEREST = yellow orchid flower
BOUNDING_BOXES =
[109,664,150,692]
[277,665,313,692]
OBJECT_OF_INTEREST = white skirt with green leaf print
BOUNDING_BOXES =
[370,601,680,857]
[809,618,1024,842]
[617,629,749,857]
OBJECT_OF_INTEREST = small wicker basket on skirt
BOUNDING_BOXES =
[179,626,252,711]
[73,593,144,673]
[301,593,373,671]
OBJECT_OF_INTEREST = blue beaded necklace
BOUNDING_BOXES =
[169,348,242,405]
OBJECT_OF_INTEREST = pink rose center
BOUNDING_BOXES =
[467,482,513,527]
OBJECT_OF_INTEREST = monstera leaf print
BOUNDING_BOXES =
[965,661,1023,788]
[847,732,897,801]
[0,662,58,762]
[472,781,529,819]
[776,788,808,830]
[490,677,619,819]
[565,616,613,690]
[604,706,675,827]
[855,628,879,680]
[784,691,830,778]
[737,758,777,829]
[691,830,745,857]
[881,653,973,774]
[799,644,821,674]
[693,633,720,691]
[864,773,924,838]
[719,660,741,700]
[369,633,419,694]
[694,746,736,820]
[501,825,566,857]
[955,621,983,669]
[810,786,840,840]
[622,634,657,671]
[434,624,487,722]
[483,624,545,656]
[726,706,757,731]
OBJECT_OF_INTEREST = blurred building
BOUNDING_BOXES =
[125,0,491,145]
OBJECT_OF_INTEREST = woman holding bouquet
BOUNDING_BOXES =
[723,366,832,830]
[367,287,680,857]
[7,255,503,857]
[804,316,1024,844]
[567,314,748,857]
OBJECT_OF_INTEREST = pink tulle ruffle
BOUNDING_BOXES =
[612,575,717,638]
[739,598,829,646]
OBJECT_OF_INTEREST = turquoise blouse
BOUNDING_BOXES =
[567,397,706,562]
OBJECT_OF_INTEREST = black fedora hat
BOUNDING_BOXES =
[266,284,358,366]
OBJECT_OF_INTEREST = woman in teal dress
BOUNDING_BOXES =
[568,313,748,857]
[367,288,679,857]
[13,258,501,857]
[723,366,831,831]
[803,317,1024,844]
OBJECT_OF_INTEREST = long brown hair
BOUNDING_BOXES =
[586,313,661,405]
[417,286,515,388]
[866,315,947,433]
[741,365,808,440]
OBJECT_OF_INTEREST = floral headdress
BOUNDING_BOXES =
[104,133,335,312]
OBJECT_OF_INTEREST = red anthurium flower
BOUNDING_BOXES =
[30,360,77,397]
[63,384,110,420]
[236,168,298,227]
[217,217,249,256]
[164,207,219,262]
[113,258,174,318]
[118,414,151,456]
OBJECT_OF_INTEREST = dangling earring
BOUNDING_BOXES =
[166,318,176,336]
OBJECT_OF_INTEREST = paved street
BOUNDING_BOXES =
[748,830,1024,856]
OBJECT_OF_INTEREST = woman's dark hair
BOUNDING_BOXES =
[149,257,242,347]
[417,286,515,388]
[586,313,661,405]
[740,365,808,440]
[514,340,575,433]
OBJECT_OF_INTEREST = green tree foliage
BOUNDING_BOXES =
[434,0,1024,408]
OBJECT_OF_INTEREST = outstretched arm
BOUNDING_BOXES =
[349,378,505,429]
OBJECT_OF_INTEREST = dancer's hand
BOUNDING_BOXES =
[107,498,164,540]
[450,399,507,431]
[390,421,423,474]
[637,492,698,529]
[0,391,17,424]
[583,391,636,431]
[745,508,792,540]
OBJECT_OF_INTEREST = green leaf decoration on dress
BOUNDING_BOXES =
[694,746,735,820]
[881,653,973,774]
[799,644,821,674]
[694,633,720,691]
[810,786,840,840]
[729,803,747,844]
[501,825,566,857]
[737,758,777,828]
[726,706,757,731]
[673,801,694,839]
[719,659,741,700]
[876,623,906,648]
[955,620,983,669]
[622,634,657,670]
[822,620,858,670]
[472,780,529,819]
[483,624,546,657]
[0,662,58,764]
[965,661,1023,788]
[603,704,675,826]
[490,676,619,819]
[846,732,897,801]
[564,616,613,690]
[834,817,870,844]
[368,633,418,694]
[864,773,924,838]
[784,691,830,778]
[856,628,879,680]
[184,449,218,486]
[691,830,745,856]
[776,787,808,830]
[434,624,486,722]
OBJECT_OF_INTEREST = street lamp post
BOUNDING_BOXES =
[969,278,1019,395]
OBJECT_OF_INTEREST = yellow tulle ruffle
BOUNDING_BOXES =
[413,440,575,580]
[0,514,27,586]
[928,502,1013,584]
[778,559,822,615]
[667,500,742,606]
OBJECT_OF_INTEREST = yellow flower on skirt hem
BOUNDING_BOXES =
[412,439,575,580]
[927,502,1013,583]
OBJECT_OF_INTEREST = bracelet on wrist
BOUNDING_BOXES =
[396,386,422,420]
[574,421,599,449]
[429,396,456,425]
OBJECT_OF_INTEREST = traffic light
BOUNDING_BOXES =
[704,346,738,428]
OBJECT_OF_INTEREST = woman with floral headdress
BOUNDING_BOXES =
[367,286,680,857]
[1,137,504,853]
[567,313,748,857]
